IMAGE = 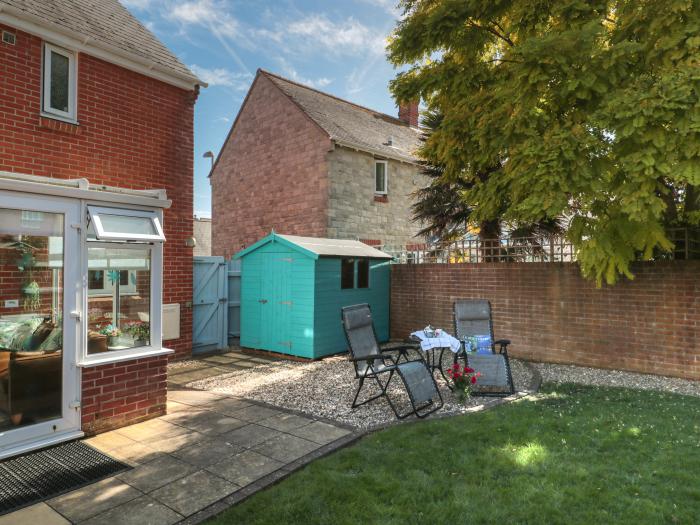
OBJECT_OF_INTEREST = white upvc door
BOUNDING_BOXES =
[0,191,82,459]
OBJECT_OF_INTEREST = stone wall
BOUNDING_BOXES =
[391,261,700,380]
[327,146,427,247]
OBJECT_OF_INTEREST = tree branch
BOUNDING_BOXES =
[467,19,515,46]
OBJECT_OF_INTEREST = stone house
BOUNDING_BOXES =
[210,69,427,257]
[0,0,202,453]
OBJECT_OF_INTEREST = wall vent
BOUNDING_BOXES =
[2,31,16,45]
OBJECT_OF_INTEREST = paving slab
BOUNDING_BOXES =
[106,442,164,466]
[81,495,182,525]
[84,430,138,452]
[170,437,244,468]
[206,450,284,487]
[146,431,208,454]
[205,397,253,416]
[47,477,140,523]
[168,390,227,406]
[150,470,238,516]
[222,423,281,448]
[117,455,196,493]
[115,419,189,442]
[0,503,70,525]
[252,433,320,463]
[229,404,284,422]
[258,412,315,432]
[168,410,247,435]
[289,421,352,445]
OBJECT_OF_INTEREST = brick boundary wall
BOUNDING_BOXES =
[81,355,168,435]
[391,262,699,380]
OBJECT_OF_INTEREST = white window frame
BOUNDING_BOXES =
[87,205,166,242]
[42,43,77,123]
[374,160,388,195]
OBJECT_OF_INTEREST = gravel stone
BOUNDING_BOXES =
[532,362,700,397]
[186,350,534,430]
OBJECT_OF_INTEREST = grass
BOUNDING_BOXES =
[210,383,700,524]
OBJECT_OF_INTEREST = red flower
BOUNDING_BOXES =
[452,363,460,371]
[471,376,477,384]
[464,367,474,374]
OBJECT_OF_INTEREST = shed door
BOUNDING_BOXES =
[260,253,293,353]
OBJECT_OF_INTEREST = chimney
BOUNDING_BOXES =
[398,100,419,127]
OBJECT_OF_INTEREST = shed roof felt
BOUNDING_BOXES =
[235,233,393,260]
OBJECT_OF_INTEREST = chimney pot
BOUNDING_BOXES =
[398,100,419,127]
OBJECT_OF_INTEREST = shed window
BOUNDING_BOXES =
[42,43,77,121]
[88,206,165,242]
[374,160,387,194]
[341,258,355,289]
[357,259,369,288]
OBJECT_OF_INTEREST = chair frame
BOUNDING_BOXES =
[342,304,443,419]
[453,299,516,397]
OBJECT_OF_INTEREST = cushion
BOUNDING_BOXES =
[0,320,20,348]
[38,328,63,352]
[22,320,55,351]
[8,318,43,351]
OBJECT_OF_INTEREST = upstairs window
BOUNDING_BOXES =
[374,160,388,194]
[42,43,77,121]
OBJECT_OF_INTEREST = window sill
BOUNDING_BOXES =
[38,115,81,136]
[374,194,388,203]
[77,346,174,367]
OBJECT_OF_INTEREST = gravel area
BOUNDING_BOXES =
[186,350,534,429]
[532,362,700,397]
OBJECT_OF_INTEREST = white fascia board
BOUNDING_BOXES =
[0,171,172,209]
[0,8,206,90]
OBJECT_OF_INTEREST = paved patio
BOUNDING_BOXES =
[0,350,356,525]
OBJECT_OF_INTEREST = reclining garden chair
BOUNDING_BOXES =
[453,299,515,396]
[342,304,443,419]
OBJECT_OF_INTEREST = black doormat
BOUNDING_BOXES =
[0,440,130,516]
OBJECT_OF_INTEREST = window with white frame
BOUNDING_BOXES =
[374,160,388,194]
[42,43,77,121]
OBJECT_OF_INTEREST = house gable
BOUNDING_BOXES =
[210,72,332,257]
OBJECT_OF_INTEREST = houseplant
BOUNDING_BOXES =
[98,324,122,347]
[124,321,150,346]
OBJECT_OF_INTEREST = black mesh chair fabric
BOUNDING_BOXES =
[454,299,492,340]
[342,303,443,419]
[453,299,516,397]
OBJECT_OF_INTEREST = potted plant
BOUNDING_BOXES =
[124,321,150,346]
[98,324,122,347]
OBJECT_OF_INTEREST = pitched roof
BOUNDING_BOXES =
[0,0,201,87]
[261,70,421,163]
[235,233,393,260]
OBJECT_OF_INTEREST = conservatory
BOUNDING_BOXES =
[0,173,171,458]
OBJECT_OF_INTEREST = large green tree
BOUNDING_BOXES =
[389,0,700,284]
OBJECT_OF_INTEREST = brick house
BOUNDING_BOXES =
[0,0,202,457]
[210,69,427,257]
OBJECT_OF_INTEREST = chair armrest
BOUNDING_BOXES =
[348,354,396,365]
[380,344,417,353]
[494,339,511,354]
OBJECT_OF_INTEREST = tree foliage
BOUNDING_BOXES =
[389,0,700,284]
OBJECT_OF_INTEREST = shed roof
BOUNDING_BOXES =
[235,233,393,260]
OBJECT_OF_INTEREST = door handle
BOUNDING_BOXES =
[258,299,268,304]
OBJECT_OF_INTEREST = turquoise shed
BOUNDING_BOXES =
[234,233,393,359]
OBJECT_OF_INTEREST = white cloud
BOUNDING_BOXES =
[287,15,386,56]
[169,0,238,38]
[120,0,153,9]
[276,59,332,89]
[215,116,230,123]
[189,65,251,89]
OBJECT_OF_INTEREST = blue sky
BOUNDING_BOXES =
[121,0,404,217]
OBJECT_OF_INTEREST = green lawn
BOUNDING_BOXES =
[210,384,700,524]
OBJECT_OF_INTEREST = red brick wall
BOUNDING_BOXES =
[211,73,331,257]
[0,25,196,432]
[81,355,168,435]
[391,262,700,380]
